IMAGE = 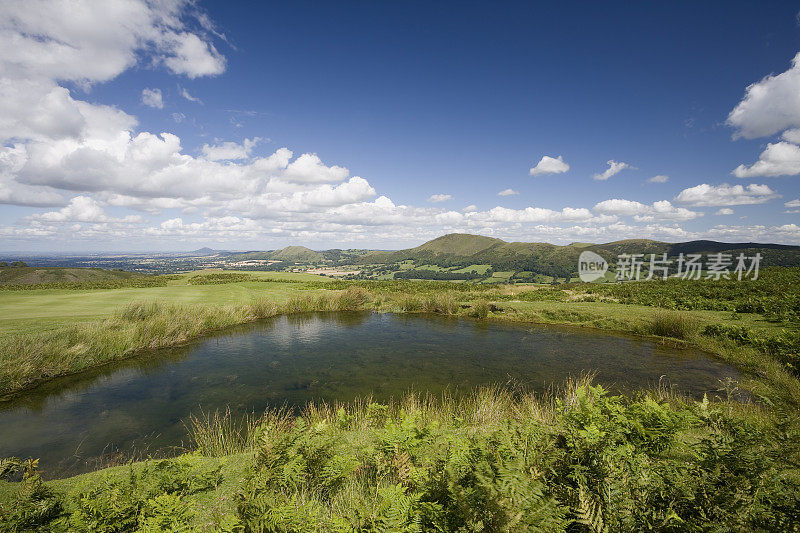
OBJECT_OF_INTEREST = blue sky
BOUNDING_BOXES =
[1,0,799,251]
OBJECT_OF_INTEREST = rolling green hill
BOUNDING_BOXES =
[229,246,324,263]
[269,246,324,262]
[358,233,800,279]
[0,267,143,285]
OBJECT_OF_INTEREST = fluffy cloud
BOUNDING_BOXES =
[497,188,518,196]
[0,1,224,84]
[29,195,109,222]
[470,206,594,224]
[0,144,64,206]
[593,199,700,221]
[428,194,452,203]
[529,155,569,176]
[163,33,224,78]
[647,174,669,183]
[0,0,226,208]
[27,195,141,224]
[786,199,800,208]
[732,141,800,178]
[727,52,800,139]
[715,208,734,215]
[675,183,779,207]
[782,129,800,144]
[180,87,202,103]
[593,160,633,181]
[201,137,261,161]
[141,88,163,109]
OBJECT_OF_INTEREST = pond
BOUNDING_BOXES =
[0,312,740,477]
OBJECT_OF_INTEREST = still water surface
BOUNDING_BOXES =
[0,312,740,476]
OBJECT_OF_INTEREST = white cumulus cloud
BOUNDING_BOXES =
[593,199,700,221]
[675,183,779,207]
[732,141,800,178]
[529,155,569,176]
[201,138,261,161]
[497,188,519,196]
[727,52,800,139]
[647,174,669,183]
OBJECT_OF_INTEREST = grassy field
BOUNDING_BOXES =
[0,271,329,335]
[1,268,800,531]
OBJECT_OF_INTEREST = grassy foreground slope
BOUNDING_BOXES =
[1,268,800,530]
[3,381,800,531]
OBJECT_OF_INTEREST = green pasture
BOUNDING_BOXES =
[0,270,329,335]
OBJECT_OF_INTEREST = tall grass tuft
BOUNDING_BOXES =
[396,294,423,312]
[116,301,161,321]
[421,292,459,314]
[469,299,491,319]
[250,298,279,319]
[332,286,372,311]
[648,311,694,339]
[187,408,261,456]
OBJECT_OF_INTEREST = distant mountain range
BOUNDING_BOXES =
[356,233,800,278]
[192,233,800,279]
